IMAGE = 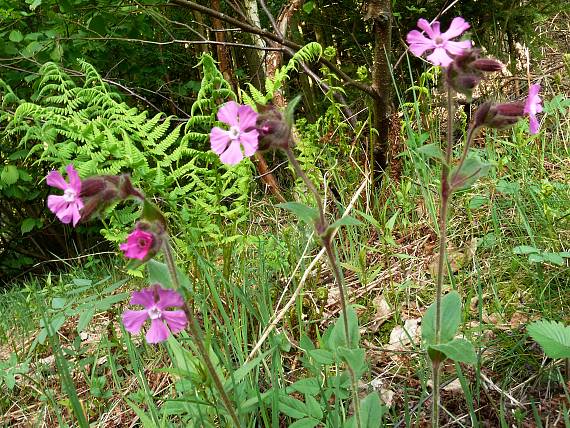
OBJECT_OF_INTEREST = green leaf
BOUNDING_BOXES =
[147,259,191,290]
[327,215,362,232]
[51,297,66,309]
[337,347,367,376]
[21,218,41,234]
[302,1,315,14]
[77,307,96,333]
[9,30,24,43]
[468,195,488,209]
[449,156,492,190]
[1,165,19,185]
[422,291,462,345]
[289,418,320,428]
[304,395,323,419]
[306,349,335,365]
[279,395,308,419]
[527,320,570,359]
[22,41,42,57]
[344,392,385,428]
[428,338,477,364]
[417,143,444,161]
[276,202,318,225]
[513,245,540,255]
[289,378,321,395]
[27,0,42,10]
[541,252,565,266]
[328,306,360,349]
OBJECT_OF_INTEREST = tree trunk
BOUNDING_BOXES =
[366,0,392,182]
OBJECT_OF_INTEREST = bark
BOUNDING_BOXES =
[242,0,266,89]
[366,0,392,181]
[211,0,237,90]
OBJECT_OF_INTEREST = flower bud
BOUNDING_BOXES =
[446,48,503,101]
[472,58,504,72]
[474,101,525,130]
[255,103,293,151]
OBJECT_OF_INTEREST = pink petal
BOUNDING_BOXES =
[240,130,259,157]
[416,18,437,38]
[210,127,231,155]
[55,204,76,224]
[529,115,540,135]
[156,288,184,310]
[47,195,68,215]
[237,105,258,130]
[146,319,170,344]
[427,48,454,67]
[444,40,472,56]
[217,101,239,126]
[70,204,82,227]
[66,164,81,193]
[162,310,188,334]
[441,17,470,40]
[130,287,156,308]
[46,170,68,190]
[122,310,149,334]
[528,83,541,98]
[219,140,244,165]
[406,31,435,57]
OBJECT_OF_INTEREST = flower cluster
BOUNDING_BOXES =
[45,166,187,344]
[406,16,543,134]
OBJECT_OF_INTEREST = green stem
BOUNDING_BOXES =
[432,87,455,427]
[449,125,481,187]
[162,239,242,427]
[284,147,359,427]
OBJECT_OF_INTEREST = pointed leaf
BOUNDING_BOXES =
[527,320,570,359]
[422,291,462,345]
[429,338,477,364]
[276,202,318,225]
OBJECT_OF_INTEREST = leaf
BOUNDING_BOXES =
[302,1,315,14]
[289,418,320,428]
[328,306,360,349]
[513,245,539,255]
[77,307,96,333]
[51,297,66,309]
[541,252,565,266]
[21,218,41,234]
[1,165,19,185]
[337,347,367,376]
[527,320,570,358]
[276,202,318,225]
[289,378,320,395]
[327,215,362,232]
[9,30,24,43]
[279,396,308,419]
[422,291,462,345]
[428,338,477,364]
[304,395,323,420]
[417,143,444,161]
[345,392,385,428]
[449,156,491,190]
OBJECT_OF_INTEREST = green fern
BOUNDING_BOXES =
[1,56,254,253]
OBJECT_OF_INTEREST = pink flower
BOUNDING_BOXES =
[406,17,472,67]
[46,164,83,227]
[120,228,154,260]
[122,285,188,344]
[524,84,542,135]
[210,101,259,165]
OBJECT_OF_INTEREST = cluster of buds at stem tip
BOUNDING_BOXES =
[80,174,145,222]
[473,101,525,131]
[446,48,504,101]
[255,102,294,151]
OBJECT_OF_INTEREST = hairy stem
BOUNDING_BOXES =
[162,239,241,427]
[284,147,359,427]
[432,87,455,427]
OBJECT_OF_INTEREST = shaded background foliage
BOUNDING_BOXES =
[1,0,568,281]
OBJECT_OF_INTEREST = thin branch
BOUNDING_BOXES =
[168,0,377,98]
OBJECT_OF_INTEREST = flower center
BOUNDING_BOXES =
[228,125,241,140]
[63,188,77,202]
[434,36,444,46]
[148,306,162,320]
[137,237,149,248]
